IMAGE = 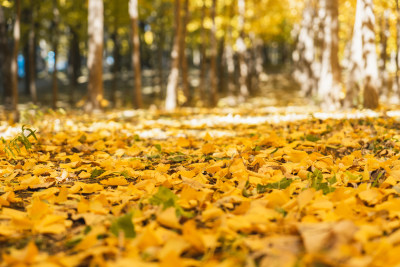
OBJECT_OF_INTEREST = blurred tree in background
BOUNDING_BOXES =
[1,0,400,116]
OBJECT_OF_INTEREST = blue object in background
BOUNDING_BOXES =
[17,54,25,78]
[106,56,114,66]
[48,51,55,72]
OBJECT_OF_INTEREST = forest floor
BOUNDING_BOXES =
[1,104,400,266]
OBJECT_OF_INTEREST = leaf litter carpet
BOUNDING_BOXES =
[1,108,400,266]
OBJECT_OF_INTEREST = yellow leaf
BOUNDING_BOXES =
[202,207,224,221]
[202,143,215,155]
[27,198,51,221]
[2,241,38,265]
[100,176,128,186]
[358,188,383,205]
[80,183,104,194]
[182,220,205,252]
[157,207,181,229]
[297,188,315,209]
[79,171,91,178]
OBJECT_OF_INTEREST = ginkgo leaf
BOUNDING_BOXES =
[110,212,136,238]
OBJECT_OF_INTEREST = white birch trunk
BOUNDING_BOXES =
[87,0,104,110]
[317,0,341,110]
[165,0,181,111]
[362,0,379,109]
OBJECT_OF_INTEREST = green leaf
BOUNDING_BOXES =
[110,212,136,238]
[120,170,131,179]
[2,126,37,158]
[309,169,336,195]
[168,155,186,162]
[149,186,193,218]
[242,180,252,197]
[275,207,287,217]
[83,226,92,234]
[310,169,323,189]
[257,178,293,193]
[65,237,82,248]
[91,168,105,178]
[305,134,320,142]
[176,206,194,218]
[155,144,162,153]
[149,186,177,209]
[345,171,362,181]
[133,134,140,141]
[78,134,87,143]
[269,147,279,154]
[318,183,336,195]
[327,175,337,184]
[22,125,37,140]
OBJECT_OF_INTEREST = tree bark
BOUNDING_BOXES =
[317,0,341,110]
[249,34,264,95]
[129,0,142,109]
[198,1,207,103]
[379,9,389,102]
[87,0,104,110]
[110,1,120,107]
[180,0,190,104]
[111,31,120,107]
[362,0,379,109]
[52,0,59,109]
[293,0,318,98]
[395,0,400,101]
[209,0,218,106]
[217,36,226,94]
[0,6,12,106]
[165,0,181,111]
[225,6,236,97]
[346,0,379,109]
[157,1,165,99]
[237,0,249,101]
[28,1,37,104]
[10,0,20,118]
[345,0,364,108]
[68,28,80,105]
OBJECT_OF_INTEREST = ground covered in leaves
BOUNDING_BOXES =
[2,108,400,266]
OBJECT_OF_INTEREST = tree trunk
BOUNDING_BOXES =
[111,31,120,107]
[165,0,181,111]
[28,1,37,104]
[346,0,379,109]
[69,28,80,105]
[87,0,104,110]
[110,1,120,107]
[317,0,341,110]
[157,1,165,99]
[180,0,190,105]
[198,1,207,104]
[217,36,226,94]
[52,0,59,109]
[345,0,364,108]
[23,8,30,96]
[395,0,400,101]
[225,15,236,96]
[249,34,264,95]
[379,9,389,102]
[362,0,379,109]
[129,0,142,109]
[209,0,218,106]
[293,0,318,98]
[237,0,249,101]
[0,6,12,106]
[10,0,20,119]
